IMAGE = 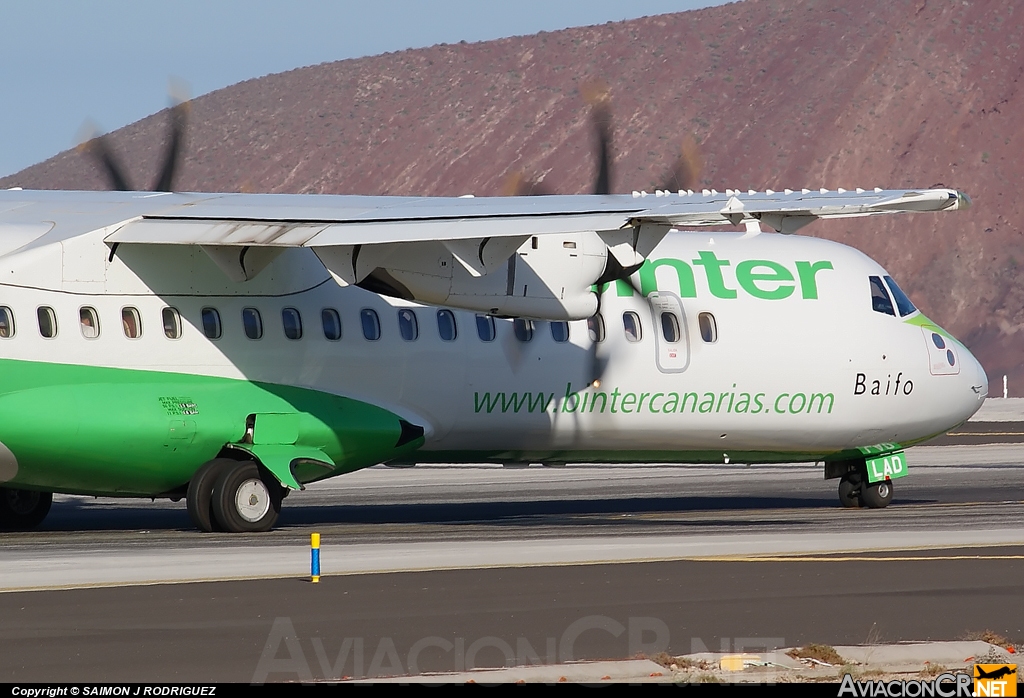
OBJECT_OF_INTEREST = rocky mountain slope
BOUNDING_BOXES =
[5,0,1023,391]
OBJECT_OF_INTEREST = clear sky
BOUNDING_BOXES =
[0,0,727,178]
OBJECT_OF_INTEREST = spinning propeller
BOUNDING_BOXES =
[75,80,700,389]
[576,81,704,385]
[79,90,189,193]
[501,80,703,198]
[584,81,614,196]
[499,82,706,385]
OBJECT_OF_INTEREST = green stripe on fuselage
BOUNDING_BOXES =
[0,359,416,496]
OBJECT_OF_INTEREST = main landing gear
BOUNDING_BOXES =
[837,469,893,509]
[0,487,53,531]
[186,458,284,533]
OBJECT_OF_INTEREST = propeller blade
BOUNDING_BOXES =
[583,81,613,195]
[658,134,703,192]
[586,305,610,387]
[152,100,188,192]
[499,317,533,373]
[588,251,659,387]
[77,82,190,193]
[594,252,644,290]
[500,171,554,197]
[78,132,133,191]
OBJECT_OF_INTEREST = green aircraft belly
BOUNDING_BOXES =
[0,358,420,496]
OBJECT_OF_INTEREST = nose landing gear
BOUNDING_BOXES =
[838,472,863,508]
[828,458,895,509]
[836,470,893,509]
[860,477,893,508]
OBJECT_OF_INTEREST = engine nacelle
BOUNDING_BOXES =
[313,224,670,321]
[316,232,609,321]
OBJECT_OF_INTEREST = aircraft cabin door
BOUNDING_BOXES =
[647,291,690,373]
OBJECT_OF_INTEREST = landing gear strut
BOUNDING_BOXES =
[0,487,53,531]
[187,458,282,532]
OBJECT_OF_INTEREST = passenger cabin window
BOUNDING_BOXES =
[588,314,605,343]
[322,308,341,341]
[550,321,570,343]
[513,318,533,342]
[79,306,100,339]
[201,307,222,339]
[476,314,496,342]
[660,312,680,343]
[397,309,418,341]
[162,307,182,339]
[884,276,917,317]
[360,308,381,341]
[282,308,302,340]
[622,311,642,343]
[37,306,57,339]
[121,307,142,339]
[437,309,457,341]
[869,276,895,316]
[242,308,263,340]
[0,307,15,338]
[698,312,718,343]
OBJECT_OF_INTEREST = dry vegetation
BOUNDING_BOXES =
[787,643,845,665]
[964,630,1018,654]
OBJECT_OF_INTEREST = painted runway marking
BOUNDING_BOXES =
[5,546,1024,594]
[694,554,1024,562]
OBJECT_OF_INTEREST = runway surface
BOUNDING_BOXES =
[2,549,1023,682]
[1,443,1022,681]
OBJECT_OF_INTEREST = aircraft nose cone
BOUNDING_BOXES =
[961,344,988,414]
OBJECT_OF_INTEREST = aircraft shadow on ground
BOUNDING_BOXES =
[278,496,840,527]
[35,494,940,532]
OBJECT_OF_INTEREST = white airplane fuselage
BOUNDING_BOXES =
[0,223,985,480]
[0,188,985,530]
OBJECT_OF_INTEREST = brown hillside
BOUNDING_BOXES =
[5,0,1024,392]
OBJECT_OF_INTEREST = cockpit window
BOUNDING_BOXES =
[884,276,917,317]
[869,276,895,316]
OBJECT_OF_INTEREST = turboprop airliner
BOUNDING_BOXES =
[0,181,985,532]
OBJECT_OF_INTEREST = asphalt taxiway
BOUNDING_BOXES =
[1,442,1021,682]
[2,548,1022,682]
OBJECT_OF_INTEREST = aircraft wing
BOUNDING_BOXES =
[104,187,969,246]
[0,186,970,318]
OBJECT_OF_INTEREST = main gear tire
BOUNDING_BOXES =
[0,488,52,531]
[186,458,237,532]
[211,461,281,533]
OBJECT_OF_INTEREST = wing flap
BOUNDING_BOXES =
[107,212,631,246]
[106,219,329,246]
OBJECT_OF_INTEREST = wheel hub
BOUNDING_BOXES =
[234,478,271,523]
[6,489,40,515]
